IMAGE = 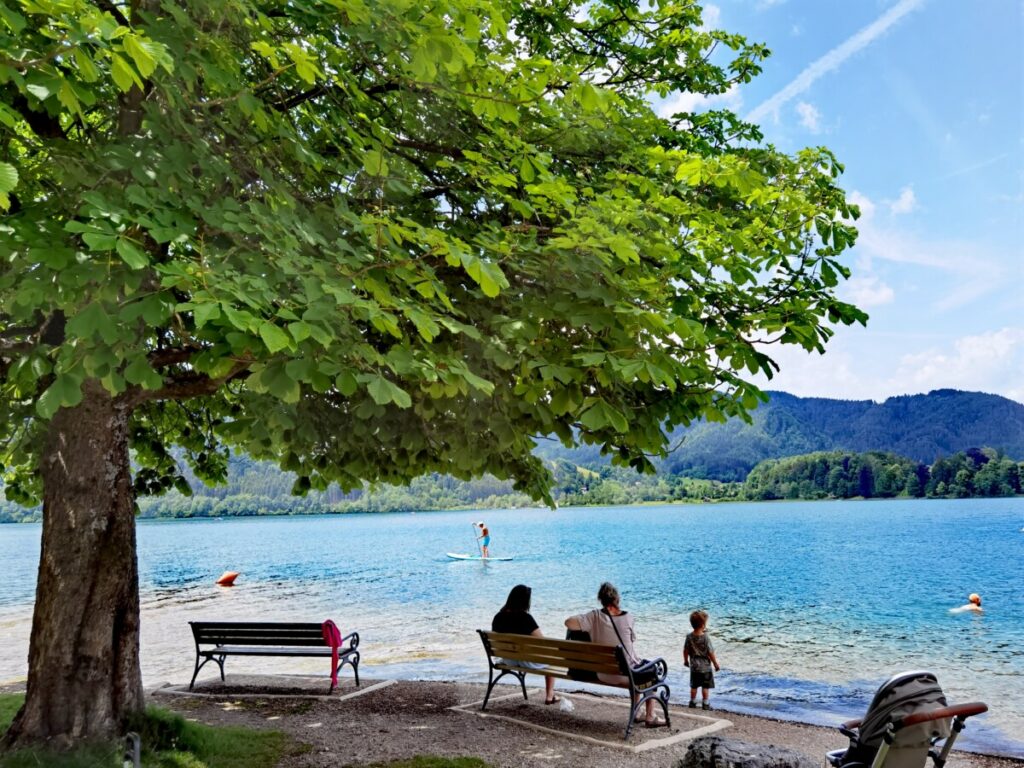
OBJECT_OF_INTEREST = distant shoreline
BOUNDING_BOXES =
[5,492,1024,524]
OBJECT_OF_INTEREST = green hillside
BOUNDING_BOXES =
[3,389,1022,522]
[656,389,1024,481]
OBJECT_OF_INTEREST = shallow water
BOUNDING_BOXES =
[1,498,1022,755]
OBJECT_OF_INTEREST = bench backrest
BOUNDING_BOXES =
[479,630,628,677]
[190,621,326,647]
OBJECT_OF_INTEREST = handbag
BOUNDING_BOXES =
[602,609,660,685]
[564,628,599,682]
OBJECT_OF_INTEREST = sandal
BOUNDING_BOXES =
[644,716,667,728]
[544,696,562,705]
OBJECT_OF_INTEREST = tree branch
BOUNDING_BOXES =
[123,360,251,407]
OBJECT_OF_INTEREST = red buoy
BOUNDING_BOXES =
[216,571,240,586]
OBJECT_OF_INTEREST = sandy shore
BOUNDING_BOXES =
[143,676,1022,768]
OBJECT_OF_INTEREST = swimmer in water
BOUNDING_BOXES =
[950,593,983,613]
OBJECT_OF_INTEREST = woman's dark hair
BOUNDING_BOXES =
[597,582,620,608]
[501,584,532,613]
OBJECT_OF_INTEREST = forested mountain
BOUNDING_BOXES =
[2,389,1022,522]
[653,389,1024,480]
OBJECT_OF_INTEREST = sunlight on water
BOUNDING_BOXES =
[1,498,1022,755]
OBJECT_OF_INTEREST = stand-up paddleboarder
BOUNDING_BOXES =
[475,521,491,558]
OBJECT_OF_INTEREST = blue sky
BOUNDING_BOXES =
[659,0,1023,403]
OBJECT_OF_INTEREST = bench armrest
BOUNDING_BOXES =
[633,657,668,681]
[341,631,359,649]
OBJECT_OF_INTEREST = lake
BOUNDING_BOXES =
[1,498,1022,756]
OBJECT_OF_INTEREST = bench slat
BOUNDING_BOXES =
[485,633,624,674]
[487,640,619,662]
[191,621,330,646]
[200,646,345,657]
[486,633,619,654]
[493,656,621,674]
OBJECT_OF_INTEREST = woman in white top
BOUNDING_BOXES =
[565,582,664,727]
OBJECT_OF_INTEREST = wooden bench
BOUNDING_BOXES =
[189,621,360,693]
[478,630,670,738]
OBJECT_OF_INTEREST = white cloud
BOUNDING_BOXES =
[700,4,721,30]
[750,327,1024,405]
[843,190,1006,310]
[888,186,917,215]
[795,101,821,132]
[847,190,876,221]
[658,84,742,118]
[746,0,926,125]
[894,328,1024,401]
[843,276,894,307]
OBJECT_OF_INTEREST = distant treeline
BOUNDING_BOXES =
[744,447,1022,501]
[1,447,1020,523]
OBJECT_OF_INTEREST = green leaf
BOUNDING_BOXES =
[0,162,17,194]
[335,371,358,396]
[82,231,117,251]
[580,400,629,433]
[363,150,388,177]
[367,374,411,408]
[288,321,312,342]
[0,4,27,34]
[519,156,535,182]
[261,363,301,403]
[110,54,141,93]
[125,357,163,389]
[25,83,51,101]
[259,322,292,353]
[193,303,221,327]
[67,302,118,342]
[115,238,149,269]
[123,34,157,78]
[35,375,83,419]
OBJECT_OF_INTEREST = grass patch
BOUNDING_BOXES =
[0,699,295,768]
[0,695,23,735]
[356,759,494,768]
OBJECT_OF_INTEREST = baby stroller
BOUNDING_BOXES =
[826,671,987,768]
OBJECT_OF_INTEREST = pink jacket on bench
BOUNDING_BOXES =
[321,619,343,688]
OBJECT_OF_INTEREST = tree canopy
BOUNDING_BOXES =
[1,0,865,746]
[1,0,865,505]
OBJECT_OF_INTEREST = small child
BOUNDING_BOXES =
[683,609,720,710]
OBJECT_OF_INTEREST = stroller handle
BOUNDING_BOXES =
[893,701,988,730]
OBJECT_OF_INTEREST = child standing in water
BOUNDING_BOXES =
[683,610,720,710]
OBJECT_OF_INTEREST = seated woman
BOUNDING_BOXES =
[565,581,664,727]
[492,584,560,704]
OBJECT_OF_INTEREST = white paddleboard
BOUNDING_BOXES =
[446,552,514,561]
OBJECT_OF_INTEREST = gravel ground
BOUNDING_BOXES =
[147,677,1023,768]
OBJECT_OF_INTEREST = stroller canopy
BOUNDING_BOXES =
[856,671,951,748]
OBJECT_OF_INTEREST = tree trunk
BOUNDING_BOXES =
[2,383,143,750]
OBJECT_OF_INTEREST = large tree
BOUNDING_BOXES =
[0,0,865,749]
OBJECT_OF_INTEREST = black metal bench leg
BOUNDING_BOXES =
[481,668,497,710]
[216,654,226,681]
[517,671,528,701]
[191,654,222,691]
[625,699,641,739]
[189,654,203,691]
[352,652,360,686]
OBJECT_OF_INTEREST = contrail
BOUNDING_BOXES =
[746,0,927,125]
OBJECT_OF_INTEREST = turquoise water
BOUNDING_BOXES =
[1,498,1022,755]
